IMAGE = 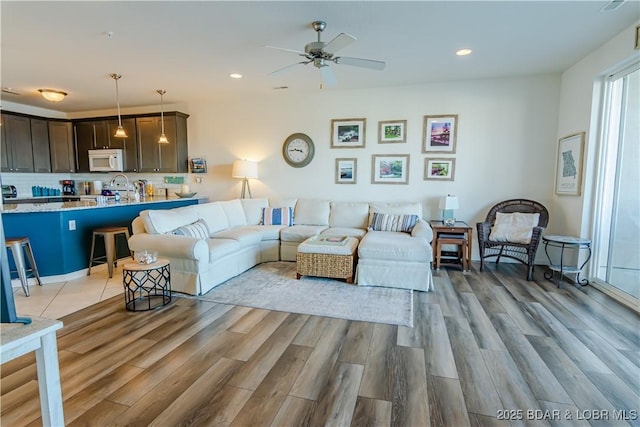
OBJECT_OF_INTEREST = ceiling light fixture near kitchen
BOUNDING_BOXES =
[229,73,243,79]
[456,49,472,56]
[38,89,67,102]
[157,89,169,144]
[110,73,127,138]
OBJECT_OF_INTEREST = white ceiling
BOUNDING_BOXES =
[1,1,638,113]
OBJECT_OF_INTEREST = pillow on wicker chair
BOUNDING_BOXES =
[489,212,539,244]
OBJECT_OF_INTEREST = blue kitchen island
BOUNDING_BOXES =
[2,197,203,280]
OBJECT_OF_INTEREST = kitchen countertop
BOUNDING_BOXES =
[1,195,205,213]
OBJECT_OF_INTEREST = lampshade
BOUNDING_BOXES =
[38,89,67,102]
[439,195,459,210]
[232,160,258,179]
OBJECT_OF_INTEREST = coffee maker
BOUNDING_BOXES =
[61,180,76,196]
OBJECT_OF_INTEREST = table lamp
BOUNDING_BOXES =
[439,194,459,226]
[232,159,258,199]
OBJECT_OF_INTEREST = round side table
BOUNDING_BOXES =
[122,258,171,311]
[542,235,592,287]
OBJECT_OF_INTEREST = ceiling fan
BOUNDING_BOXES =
[267,21,386,86]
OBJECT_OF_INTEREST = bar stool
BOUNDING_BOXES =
[88,226,133,278]
[5,237,42,297]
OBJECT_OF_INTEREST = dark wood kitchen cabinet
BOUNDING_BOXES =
[31,118,52,173]
[136,112,188,173]
[49,121,75,173]
[1,112,34,172]
[74,118,137,172]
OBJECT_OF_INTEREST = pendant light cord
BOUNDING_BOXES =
[111,73,124,127]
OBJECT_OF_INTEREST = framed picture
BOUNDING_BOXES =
[378,120,407,144]
[331,118,366,148]
[555,132,585,196]
[189,157,207,173]
[424,158,455,181]
[335,158,357,184]
[371,154,410,184]
[423,114,458,153]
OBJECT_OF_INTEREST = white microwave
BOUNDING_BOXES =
[88,149,124,172]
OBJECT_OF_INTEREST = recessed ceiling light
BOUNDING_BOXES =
[229,73,243,79]
[456,49,472,56]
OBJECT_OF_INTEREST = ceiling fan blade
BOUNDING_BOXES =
[320,66,337,87]
[323,32,356,54]
[335,56,386,71]
[268,61,310,76]
[265,45,307,56]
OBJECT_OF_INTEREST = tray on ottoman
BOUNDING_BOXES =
[296,236,359,283]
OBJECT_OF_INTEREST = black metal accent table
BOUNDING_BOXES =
[542,235,592,287]
[122,258,171,311]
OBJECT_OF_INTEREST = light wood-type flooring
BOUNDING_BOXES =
[1,262,639,426]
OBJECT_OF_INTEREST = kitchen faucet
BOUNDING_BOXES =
[109,174,130,200]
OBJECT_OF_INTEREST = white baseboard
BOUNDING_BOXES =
[10,258,128,288]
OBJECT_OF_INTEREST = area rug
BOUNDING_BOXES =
[181,262,413,327]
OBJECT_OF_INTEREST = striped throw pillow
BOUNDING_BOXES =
[172,219,210,239]
[262,207,293,226]
[369,212,419,233]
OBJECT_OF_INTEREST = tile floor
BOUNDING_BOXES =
[11,264,125,320]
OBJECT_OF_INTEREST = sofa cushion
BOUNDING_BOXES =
[262,207,294,226]
[141,207,199,234]
[280,225,328,242]
[241,198,269,225]
[358,231,431,262]
[194,202,229,234]
[212,228,262,245]
[489,212,540,244]
[219,199,247,227]
[369,201,423,217]
[294,199,331,226]
[329,201,369,228]
[243,225,287,241]
[207,238,246,261]
[172,219,210,239]
[319,227,367,239]
[368,212,419,233]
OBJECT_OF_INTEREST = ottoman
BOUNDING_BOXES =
[296,236,359,283]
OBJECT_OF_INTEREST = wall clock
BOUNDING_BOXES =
[282,133,315,167]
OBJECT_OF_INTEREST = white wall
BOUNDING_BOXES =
[554,22,640,238]
[187,74,560,239]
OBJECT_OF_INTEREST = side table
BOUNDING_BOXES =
[542,235,592,287]
[1,317,65,426]
[122,258,171,311]
[429,220,473,271]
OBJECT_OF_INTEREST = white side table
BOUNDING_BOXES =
[542,235,592,287]
[0,317,64,426]
[122,258,171,311]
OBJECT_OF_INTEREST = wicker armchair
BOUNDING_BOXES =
[476,199,549,280]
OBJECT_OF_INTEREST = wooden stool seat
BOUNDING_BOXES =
[88,226,133,278]
[5,236,42,296]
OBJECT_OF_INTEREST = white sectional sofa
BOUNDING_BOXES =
[128,198,434,295]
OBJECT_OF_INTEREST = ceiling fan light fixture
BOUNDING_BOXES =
[456,48,472,56]
[38,89,67,102]
[110,73,127,138]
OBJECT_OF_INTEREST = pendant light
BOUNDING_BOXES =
[157,89,169,144]
[110,73,127,138]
